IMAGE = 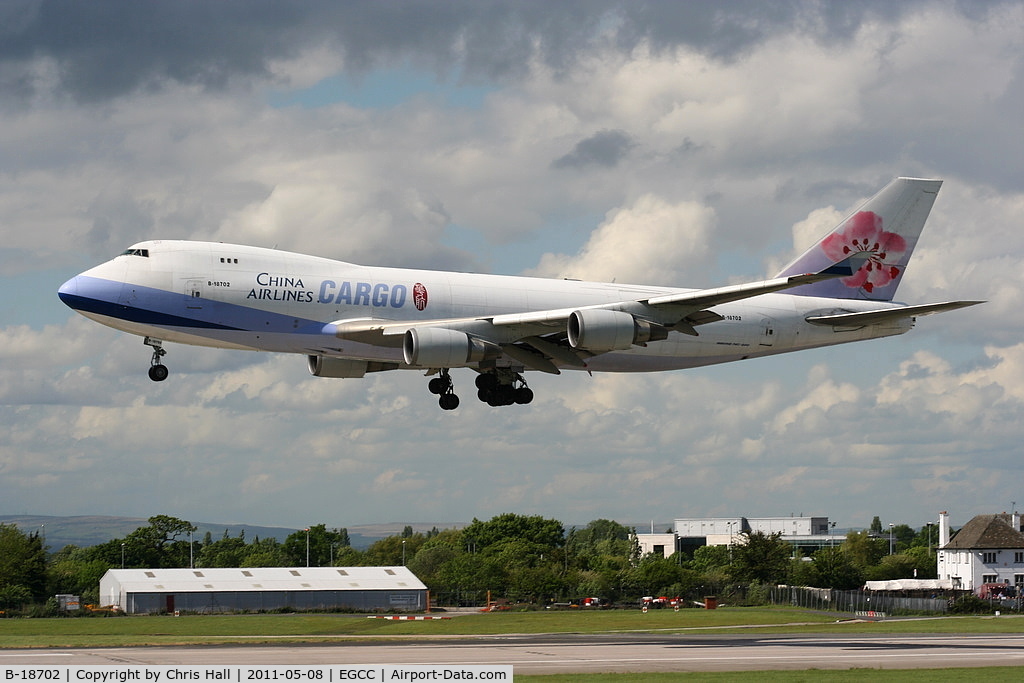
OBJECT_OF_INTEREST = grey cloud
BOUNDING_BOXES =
[0,0,948,104]
[552,130,635,170]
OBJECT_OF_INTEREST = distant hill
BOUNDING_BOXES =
[0,515,464,551]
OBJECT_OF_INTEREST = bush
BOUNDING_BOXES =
[947,595,995,614]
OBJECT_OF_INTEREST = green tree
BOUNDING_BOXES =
[47,545,110,603]
[364,533,425,566]
[462,514,564,551]
[732,531,791,584]
[688,545,731,574]
[408,540,460,586]
[890,524,916,552]
[242,536,290,567]
[867,553,919,581]
[901,546,937,579]
[630,555,680,595]
[0,524,48,602]
[869,517,883,534]
[806,546,863,589]
[843,530,887,570]
[282,524,351,567]
[197,532,248,568]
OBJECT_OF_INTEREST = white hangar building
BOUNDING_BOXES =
[99,566,427,614]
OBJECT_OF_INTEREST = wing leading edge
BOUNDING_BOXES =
[327,255,868,372]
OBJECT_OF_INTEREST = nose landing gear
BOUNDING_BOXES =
[144,337,169,382]
[427,368,460,410]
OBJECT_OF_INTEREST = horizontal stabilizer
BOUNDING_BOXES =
[806,301,984,327]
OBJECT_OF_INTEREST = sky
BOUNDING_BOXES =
[1,1,1022,536]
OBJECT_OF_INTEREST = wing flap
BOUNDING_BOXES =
[643,255,864,309]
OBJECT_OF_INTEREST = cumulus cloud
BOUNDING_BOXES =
[528,194,715,285]
[1,1,1021,530]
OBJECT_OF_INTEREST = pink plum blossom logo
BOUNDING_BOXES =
[820,211,907,293]
[413,283,428,311]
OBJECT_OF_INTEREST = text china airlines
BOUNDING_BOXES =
[246,272,428,311]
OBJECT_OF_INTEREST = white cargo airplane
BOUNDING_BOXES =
[59,177,981,409]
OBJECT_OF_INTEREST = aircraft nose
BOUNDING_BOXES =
[58,275,81,308]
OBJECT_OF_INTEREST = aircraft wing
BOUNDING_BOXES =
[805,300,984,327]
[328,257,864,372]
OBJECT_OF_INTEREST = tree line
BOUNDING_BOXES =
[1,513,944,614]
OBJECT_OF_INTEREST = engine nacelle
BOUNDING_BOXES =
[403,327,499,368]
[307,355,368,378]
[567,309,668,352]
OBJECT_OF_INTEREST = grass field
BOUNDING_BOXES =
[2,608,1024,681]
[1,606,1022,648]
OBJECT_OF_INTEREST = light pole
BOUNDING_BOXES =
[830,521,837,548]
[305,528,310,567]
[926,522,934,556]
[402,540,407,566]
[121,543,126,569]
[888,523,895,555]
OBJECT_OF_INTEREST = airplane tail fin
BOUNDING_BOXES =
[775,177,942,301]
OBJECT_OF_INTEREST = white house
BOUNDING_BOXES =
[936,511,1024,592]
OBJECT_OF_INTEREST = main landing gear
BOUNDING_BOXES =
[144,337,169,382]
[427,368,460,411]
[475,369,533,407]
[425,369,535,410]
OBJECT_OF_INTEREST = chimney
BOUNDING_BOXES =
[938,511,950,548]
[1013,511,1021,533]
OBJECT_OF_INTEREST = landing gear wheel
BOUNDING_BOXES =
[476,370,533,407]
[144,337,169,382]
[429,369,460,410]
[514,387,534,404]
[475,373,498,391]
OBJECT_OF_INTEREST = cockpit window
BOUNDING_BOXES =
[120,248,150,257]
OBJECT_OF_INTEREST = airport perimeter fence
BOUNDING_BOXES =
[770,585,950,615]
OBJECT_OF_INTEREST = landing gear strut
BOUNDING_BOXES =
[144,337,169,382]
[475,370,533,406]
[427,368,460,410]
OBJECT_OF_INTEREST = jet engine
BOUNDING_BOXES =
[307,355,368,378]
[568,309,668,352]
[403,327,500,368]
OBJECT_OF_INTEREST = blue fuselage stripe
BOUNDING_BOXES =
[58,291,243,331]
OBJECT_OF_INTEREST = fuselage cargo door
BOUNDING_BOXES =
[185,279,204,309]
[759,317,775,347]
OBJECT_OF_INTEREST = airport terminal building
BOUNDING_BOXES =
[99,566,427,614]
[636,515,837,558]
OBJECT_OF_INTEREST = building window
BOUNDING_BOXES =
[983,552,997,563]
[982,574,998,584]
[1015,552,1023,563]
[1015,574,1024,586]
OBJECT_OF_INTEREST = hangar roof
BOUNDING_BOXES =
[100,566,425,593]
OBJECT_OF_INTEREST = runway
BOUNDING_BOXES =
[4,633,1024,674]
